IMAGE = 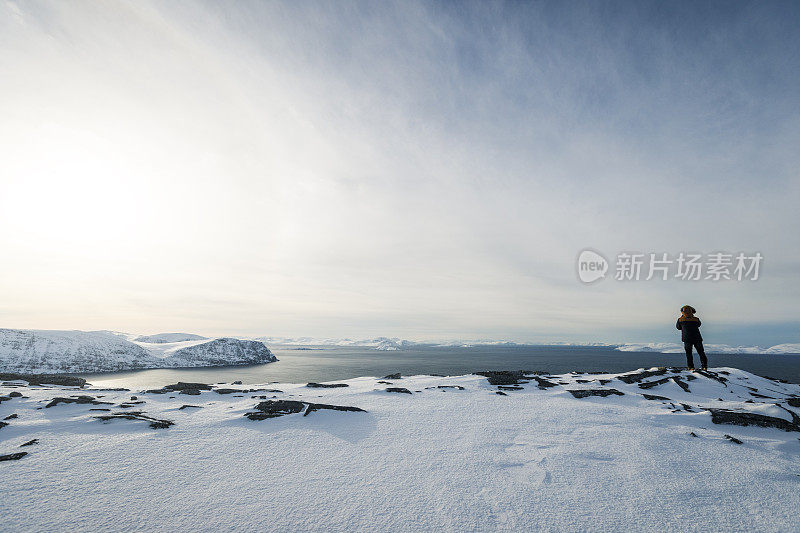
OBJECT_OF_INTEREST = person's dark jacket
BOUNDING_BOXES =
[676,318,702,342]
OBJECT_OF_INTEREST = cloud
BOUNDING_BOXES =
[0,1,798,343]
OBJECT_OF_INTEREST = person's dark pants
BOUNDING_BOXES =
[684,340,707,369]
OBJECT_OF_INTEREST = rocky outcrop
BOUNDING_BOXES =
[306,383,349,388]
[386,387,412,394]
[0,452,27,461]
[642,394,672,401]
[568,389,624,398]
[93,411,174,429]
[45,396,112,408]
[0,373,86,387]
[475,371,529,385]
[708,409,800,432]
[244,400,365,420]
[617,368,669,384]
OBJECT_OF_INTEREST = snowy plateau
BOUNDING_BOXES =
[1,367,799,531]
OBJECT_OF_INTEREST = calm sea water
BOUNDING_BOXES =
[79,345,800,389]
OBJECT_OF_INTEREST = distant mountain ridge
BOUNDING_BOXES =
[133,333,208,344]
[0,329,276,374]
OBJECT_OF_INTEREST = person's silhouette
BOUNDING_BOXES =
[676,305,707,371]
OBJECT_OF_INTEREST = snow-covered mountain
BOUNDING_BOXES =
[0,329,276,373]
[132,333,207,344]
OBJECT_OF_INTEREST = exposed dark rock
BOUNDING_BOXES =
[0,421,7,429]
[496,391,508,396]
[685,375,697,381]
[246,400,305,419]
[696,370,728,384]
[680,403,694,412]
[4,413,18,420]
[8,391,23,398]
[531,376,558,389]
[568,389,624,398]
[750,392,776,399]
[475,371,528,385]
[145,389,168,394]
[617,368,669,384]
[575,379,591,383]
[672,377,690,393]
[599,379,612,385]
[0,396,12,403]
[264,389,283,393]
[130,396,138,401]
[386,387,412,394]
[306,383,349,388]
[179,405,202,410]
[689,432,699,437]
[642,394,672,401]
[20,439,38,447]
[215,388,269,394]
[724,434,743,444]
[244,400,365,420]
[0,452,27,461]
[164,382,213,391]
[376,381,393,385]
[775,405,800,426]
[708,409,800,432]
[89,408,111,411]
[45,396,113,408]
[437,385,465,390]
[638,376,690,392]
[787,398,800,408]
[383,373,401,380]
[232,381,243,385]
[93,411,174,429]
[0,373,86,387]
[498,386,523,391]
[303,403,366,416]
[179,389,201,395]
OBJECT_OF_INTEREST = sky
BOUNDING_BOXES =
[1,1,799,345]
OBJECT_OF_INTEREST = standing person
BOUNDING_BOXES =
[676,305,707,371]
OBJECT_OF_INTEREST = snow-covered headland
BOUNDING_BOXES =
[0,329,277,373]
[1,367,799,531]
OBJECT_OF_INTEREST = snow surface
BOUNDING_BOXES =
[0,329,276,373]
[2,367,799,531]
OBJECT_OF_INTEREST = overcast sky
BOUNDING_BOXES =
[1,1,798,344]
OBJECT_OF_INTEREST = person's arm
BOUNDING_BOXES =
[696,319,701,327]
[676,319,682,330]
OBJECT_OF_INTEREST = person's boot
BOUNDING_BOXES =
[687,367,695,371]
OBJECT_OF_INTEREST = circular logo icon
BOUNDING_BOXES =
[577,249,608,283]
